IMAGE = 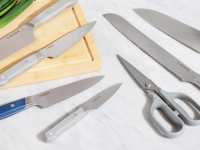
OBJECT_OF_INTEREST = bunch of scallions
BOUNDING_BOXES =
[0,0,33,29]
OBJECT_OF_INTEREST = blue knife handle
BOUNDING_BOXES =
[0,98,26,120]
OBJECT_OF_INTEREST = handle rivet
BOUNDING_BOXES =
[1,76,4,79]
[49,132,53,136]
[11,104,15,107]
[145,83,151,88]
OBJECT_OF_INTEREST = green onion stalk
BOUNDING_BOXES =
[0,0,34,29]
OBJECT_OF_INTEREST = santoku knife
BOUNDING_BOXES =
[134,9,200,53]
[45,83,122,143]
[0,76,104,120]
[0,0,78,61]
[103,13,200,88]
[0,21,96,88]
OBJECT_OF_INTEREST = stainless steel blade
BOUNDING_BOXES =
[117,55,157,91]
[103,13,200,87]
[84,83,122,110]
[0,23,36,61]
[134,9,200,53]
[42,22,96,58]
[30,76,104,108]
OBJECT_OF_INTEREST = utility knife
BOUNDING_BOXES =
[0,0,78,61]
[0,22,96,88]
[0,76,104,120]
[134,9,200,53]
[45,83,122,143]
[103,14,200,88]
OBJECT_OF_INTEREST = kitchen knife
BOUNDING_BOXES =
[0,76,104,120]
[134,9,200,53]
[103,14,200,88]
[0,21,96,88]
[45,83,122,143]
[0,0,78,61]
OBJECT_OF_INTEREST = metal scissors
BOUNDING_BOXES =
[118,54,200,138]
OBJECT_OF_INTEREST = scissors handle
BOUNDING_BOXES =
[148,91,185,138]
[159,88,200,125]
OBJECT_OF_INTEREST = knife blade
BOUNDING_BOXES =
[103,13,200,87]
[0,0,78,61]
[134,9,200,53]
[45,83,122,143]
[0,21,96,87]
[0,76,104,120]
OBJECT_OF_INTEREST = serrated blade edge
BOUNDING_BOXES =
[103,13,197,82]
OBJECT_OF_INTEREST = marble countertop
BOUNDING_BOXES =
[1,0,200,149]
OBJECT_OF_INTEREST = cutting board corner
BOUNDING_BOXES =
[0,1,102,90]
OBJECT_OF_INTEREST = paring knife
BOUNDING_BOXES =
[45,83,122,143]
[0,22,96,88]
[134,9,200,53]
[103,14,200,88]
[0,0,78,61]
[0,76,104,120]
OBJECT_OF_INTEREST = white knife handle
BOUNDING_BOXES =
[32,0,77,27]
[0,51,47,87]
[45,107,90,143]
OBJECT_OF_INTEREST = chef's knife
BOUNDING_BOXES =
[0,0,78,61]
[103,14,200,88]
[45,83,122,143]
[0,21,96,88]
[0,76,104,120]
[134,9,200,53]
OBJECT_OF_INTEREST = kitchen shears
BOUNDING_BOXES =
[118,54,200,138]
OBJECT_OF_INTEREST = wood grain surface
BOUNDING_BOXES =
[0,0,102,90]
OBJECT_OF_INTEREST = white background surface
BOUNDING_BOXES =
[1,0,200,149]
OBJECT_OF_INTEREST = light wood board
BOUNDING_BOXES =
[0,0,102,90]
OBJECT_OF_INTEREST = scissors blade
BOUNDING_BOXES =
[118,54,155,91]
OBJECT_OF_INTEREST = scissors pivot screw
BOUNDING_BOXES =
[145,83,151,88]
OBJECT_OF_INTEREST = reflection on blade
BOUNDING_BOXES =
[134,9,200,53]
[0,24,36,61]
[32,76,104,108]
[103,13,198,82]
[44,22,96,58]
[85,83,122,110]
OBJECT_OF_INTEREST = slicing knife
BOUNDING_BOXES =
[45,83,122,143]
[0,0,78,61]
[103,13,200,88]
[0,22,96,87]
[134,9,200,53]
[0,76,104,120]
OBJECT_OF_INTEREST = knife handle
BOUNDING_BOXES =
[0,51,47,88]
[32,0,77,27]
[45,107,90,143]
[0,98,28,120]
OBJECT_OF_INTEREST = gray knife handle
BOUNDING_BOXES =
[0,51,47,87]
[148,91,185,138]
[45,107,90,143]
[159,88,200,125]
[32,0,77,27]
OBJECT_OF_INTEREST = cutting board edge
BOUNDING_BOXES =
[0,2,102,90]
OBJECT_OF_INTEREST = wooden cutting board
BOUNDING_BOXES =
[0,0,102,90]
